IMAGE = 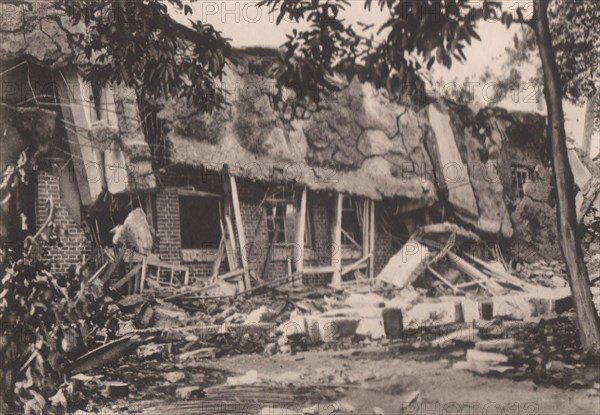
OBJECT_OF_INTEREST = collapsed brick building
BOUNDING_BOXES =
[1,2,597,290]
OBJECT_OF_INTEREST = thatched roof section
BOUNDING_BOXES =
[160,56,437,204]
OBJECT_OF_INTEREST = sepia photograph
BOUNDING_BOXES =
[0,0,599,414]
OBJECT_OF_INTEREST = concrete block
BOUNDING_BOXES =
[523,288,572,317]
[405,300,463,326]
[356,318,386,339]
[492,295,535,320]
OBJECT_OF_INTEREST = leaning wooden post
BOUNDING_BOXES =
[331,193,343,287]
[294,186,308,274]
[228,173,251,291]
[369,199,376,279]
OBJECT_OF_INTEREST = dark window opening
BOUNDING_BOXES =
[179,196,221,249]
[265,187,313,247]
[511,165,533,199]
[341,197,363,248]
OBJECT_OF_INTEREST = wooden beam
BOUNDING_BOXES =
[369,199,376,279]
[362,199,370,259]
[211,236,225,279]
[331,192,343,287]
[426,266,459,294]
[111,264,142,291]
[341,254,372,276]
[304,265,336,274]
[446,252,506,296]
[217,268,244,281]
[178,188,222,198]
[54,68,103,205]
[228,174,251,290]
[294,186,308,273]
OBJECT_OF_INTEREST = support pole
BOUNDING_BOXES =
[331,193,343,287]
[369,199,375,279]
[294,186,308,273]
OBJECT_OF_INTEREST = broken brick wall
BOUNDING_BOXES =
[151,167,393,284]
[36,169,92,275]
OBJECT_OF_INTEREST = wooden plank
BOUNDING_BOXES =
[211,236,225,279]
[217,268,244,281]
[446,252,506,296]
[137,256,147,293]
[112,264,142,291]
[304,265,336,274]
[331,193,343,287]
[463,252,546,293]
[341,254,372,276]
[369,199,376,279]
[228,174,251,290]
[362,199,370,259]
[426,266,459,294]
[294,186,308,273]
[178,189,222,198]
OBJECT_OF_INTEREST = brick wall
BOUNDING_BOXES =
[36,171,92,275]
[152,167,398,285]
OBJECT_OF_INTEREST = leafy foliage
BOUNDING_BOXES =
[1,201,115,413]
[54,0,232,112]
[259,0,533,105]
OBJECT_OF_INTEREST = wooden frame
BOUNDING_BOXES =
[139,256,190,293]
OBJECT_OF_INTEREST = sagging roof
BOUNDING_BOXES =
[160,70,437,204]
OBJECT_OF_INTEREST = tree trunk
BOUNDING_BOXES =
[581,93,596,157]
[532,0,600,354]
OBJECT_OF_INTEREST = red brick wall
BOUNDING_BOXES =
[36,171,92,275]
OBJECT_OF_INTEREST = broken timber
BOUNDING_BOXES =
[227,173,251,290]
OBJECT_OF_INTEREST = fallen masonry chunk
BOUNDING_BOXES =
[466,349,509,365]
[178,347,218,361]
[475,339,516,352]
[245,305,278,324]
[104,382,129,399]
[344,293,387,308]
[373,407,385,415]
[137,343,176,360]
[163,372,186,383]
[431,328,479,347]
[226,370,259,386]
[176,386,203,400]
[466,349,510,374]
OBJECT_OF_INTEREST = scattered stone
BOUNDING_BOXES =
[176,386,203,400]
[373,406,385,415]
[178,347,218,361]
[344,293,387,308]
[475,339,516,352]
[163,372,186,383]
[264,342,278,356]
[226,370,259,386]
[301,405,319,415]
[432,328,478,347]
[245,306,278,324]
[104,382,129,399]
[545,361,567,372]
[137,343,175,360]
[331,401,356,413]
[466,349,510,374]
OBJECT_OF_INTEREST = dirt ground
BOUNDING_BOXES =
[90,344,600,415]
